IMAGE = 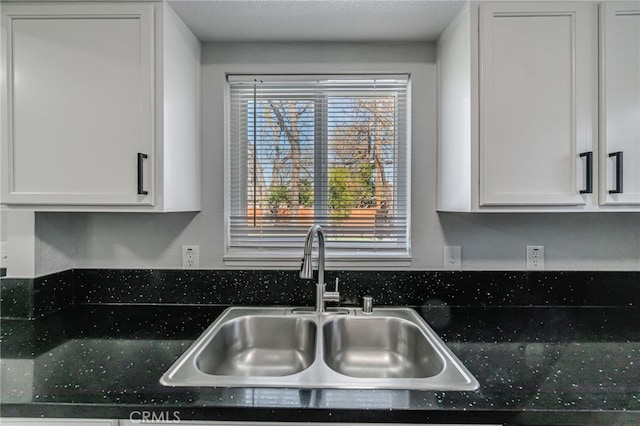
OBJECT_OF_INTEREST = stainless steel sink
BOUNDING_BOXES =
[161,307,479,390]
[195,315,316,376]
[323,316,444,379]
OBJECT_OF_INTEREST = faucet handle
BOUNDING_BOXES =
[323,277,341,304]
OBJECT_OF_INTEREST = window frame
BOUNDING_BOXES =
[224,74,412,269]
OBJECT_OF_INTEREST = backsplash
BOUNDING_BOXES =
[0,270,72,319]
[2,269,639,319]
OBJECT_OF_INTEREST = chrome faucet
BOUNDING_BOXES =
[300,225,340,312]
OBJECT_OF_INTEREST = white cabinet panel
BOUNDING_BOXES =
[599,1,640,205]
[2,4,154,206]
[437,9,473,212]
[12,17,146,197]
[1,3,201,211]
[2,419,117,426]
[479,2,594,206]
[436,1,621,212]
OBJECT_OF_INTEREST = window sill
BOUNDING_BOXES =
[223,252,411,270]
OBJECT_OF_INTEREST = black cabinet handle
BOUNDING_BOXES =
[137,153,148,195]
[609,151,623,194]
[579,151,593,194]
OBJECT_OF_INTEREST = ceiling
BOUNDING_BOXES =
[167,0,466,43]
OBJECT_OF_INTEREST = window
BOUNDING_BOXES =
[226,75,410,264]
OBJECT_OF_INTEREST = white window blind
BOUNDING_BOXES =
[226,75,410,260]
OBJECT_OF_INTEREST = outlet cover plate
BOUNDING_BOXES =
[526,245,544,269]
[182,245,200,269]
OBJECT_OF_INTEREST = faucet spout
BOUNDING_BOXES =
[300,224,323,280]
[300,224,335,312]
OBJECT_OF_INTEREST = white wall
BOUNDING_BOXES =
[36,42,640,272]
[0,210,5,239]
[0,209,6,268]
[34,212,75,276]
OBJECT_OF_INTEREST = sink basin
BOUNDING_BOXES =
[161,307,479,390]
[195,315,316,376]
[323,316,444,379]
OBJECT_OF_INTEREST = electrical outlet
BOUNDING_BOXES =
[182,245,199,269]
[526,245,544,269]
[444,245,462,270]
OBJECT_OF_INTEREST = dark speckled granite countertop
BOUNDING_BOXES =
[2,302,640,425]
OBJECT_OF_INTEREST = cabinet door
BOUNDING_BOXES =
[600,1,640,205]
[1,420,117,426]
[479,2,595,206]
[1,4,154,205]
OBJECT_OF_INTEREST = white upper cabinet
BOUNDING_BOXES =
[479,2,596,207]
[599,1,640,206]
[1,3,201,211]
[3,4,153,206]
[437,2,639,212]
